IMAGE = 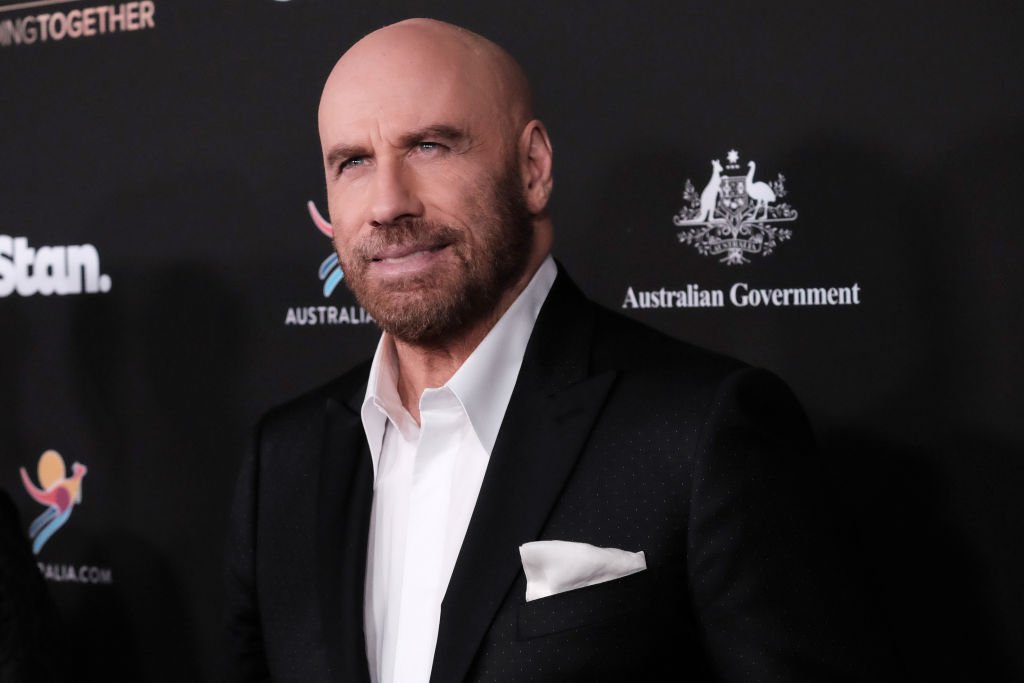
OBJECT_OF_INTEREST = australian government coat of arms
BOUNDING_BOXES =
[673,150,797,265]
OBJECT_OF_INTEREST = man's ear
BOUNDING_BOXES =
[518,120,554,214]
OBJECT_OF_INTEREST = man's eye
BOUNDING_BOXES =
[341,157,366,172]
[417,142,444,152]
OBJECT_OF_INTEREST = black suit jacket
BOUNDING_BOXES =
[225,269,897,682]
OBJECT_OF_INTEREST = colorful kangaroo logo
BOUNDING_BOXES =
[20,450,87,554]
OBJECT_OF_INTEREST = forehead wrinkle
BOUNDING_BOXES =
[321,63,462,137]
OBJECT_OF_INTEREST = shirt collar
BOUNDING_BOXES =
[360,255,557,477]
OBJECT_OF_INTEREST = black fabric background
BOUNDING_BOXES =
[1,1,1021,680]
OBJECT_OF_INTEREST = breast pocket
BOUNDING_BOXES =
[516,568,654,640]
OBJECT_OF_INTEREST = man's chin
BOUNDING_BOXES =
[355,272,452,304]
[351,280,463,339]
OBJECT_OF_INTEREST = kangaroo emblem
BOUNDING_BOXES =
[673,150,798,265]
[679,160,723,224]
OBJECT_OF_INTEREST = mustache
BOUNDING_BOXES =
[350,219,463,262]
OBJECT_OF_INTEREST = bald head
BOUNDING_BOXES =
[319,19,534,149]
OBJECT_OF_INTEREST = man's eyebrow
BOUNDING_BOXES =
[324,143,367,170]
[397,124,467,148]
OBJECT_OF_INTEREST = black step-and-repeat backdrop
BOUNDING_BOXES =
[3,1,1022,680]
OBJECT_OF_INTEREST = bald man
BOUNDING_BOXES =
[225,19,897,683]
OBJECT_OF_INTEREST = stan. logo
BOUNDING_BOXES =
[307,201,343,297]
[0,235,112,297]
[673,149,797,265]
[19,450,87,555]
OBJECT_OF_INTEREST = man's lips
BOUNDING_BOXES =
[370,242,451,263]
[362,242,454,278]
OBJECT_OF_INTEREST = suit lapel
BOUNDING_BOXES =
[430,271,617,682]
[316,383,373,682]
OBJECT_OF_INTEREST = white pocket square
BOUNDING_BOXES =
[518,540,647,602]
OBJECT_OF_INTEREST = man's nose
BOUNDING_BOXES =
[368,161,423,226]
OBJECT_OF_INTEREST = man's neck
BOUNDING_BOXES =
[393,246,550,423]
[392,329,489,423]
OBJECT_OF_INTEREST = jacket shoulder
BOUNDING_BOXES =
[257,359,371,438]
[589,303,809,432]
[590,303,747,383]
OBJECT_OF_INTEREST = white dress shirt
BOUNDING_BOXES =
[360,256,557,683]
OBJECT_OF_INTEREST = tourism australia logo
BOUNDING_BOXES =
[673,149,797,265]
[282,201,373,327]
[18,449,114,585]
[307,201,345,298]
[20,450,86,555]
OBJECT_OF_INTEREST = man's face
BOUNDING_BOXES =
[318,35,535,345]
